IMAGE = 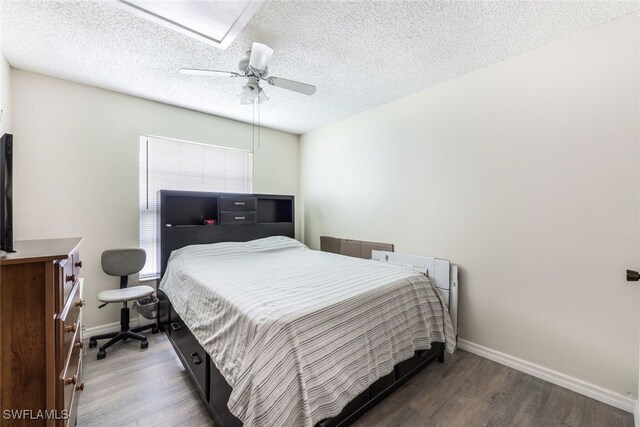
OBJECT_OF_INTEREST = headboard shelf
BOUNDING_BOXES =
[257,198,293,223]
[158,190,295,277]
[163,193,219,226]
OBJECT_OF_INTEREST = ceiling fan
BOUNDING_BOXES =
[179,42,316,104]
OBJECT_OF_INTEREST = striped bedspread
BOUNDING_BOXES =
[159,236,456,427]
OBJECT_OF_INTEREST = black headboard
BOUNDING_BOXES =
[158,190,295,277]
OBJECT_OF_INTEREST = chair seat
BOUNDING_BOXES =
[97,285,154,303]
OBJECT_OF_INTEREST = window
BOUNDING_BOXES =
[139,136,253,278]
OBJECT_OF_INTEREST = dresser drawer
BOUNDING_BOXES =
[55,258,74,313]
[169,308,207,399]
[72,249,82,285]
[57,281,83,371]
[65,359,83,427]
[57,326,84,380]
[219,196,257,211]
[220,211,257,225]
[58,331,82,425]
[55,247,81,312]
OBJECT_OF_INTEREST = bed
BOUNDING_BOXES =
[155,190,457,427]
[158,236,455,427]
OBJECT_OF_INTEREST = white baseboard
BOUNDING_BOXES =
[457,338,636,413]
[83,315,156,338]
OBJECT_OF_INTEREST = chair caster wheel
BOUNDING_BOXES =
[152,327,159,334]
[97,349,106,360]
[89,339,97,348]
[141,340,149,349]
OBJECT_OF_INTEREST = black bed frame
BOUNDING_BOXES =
[156,190,445,426]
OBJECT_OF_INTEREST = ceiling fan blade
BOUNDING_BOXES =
[267,76,316,96]
[179,68,241,77]
[249,42,274,70]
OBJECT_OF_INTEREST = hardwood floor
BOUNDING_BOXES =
[78,333,633,427]
[352,352,633,427]
[78,332,213,427]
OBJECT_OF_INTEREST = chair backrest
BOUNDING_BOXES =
[101,249,146,278]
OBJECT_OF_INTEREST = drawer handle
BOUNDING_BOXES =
[65,274,76,283]
[64,374,77,385]
[74,299,86,307]
[65,323,77,334]
[75,383,85,391]
[233,202,245,206]
[170,322,181,331]
[74,341,84,349]
[75,261,82,268]
[190,352,203,365]
[234,216,245,220]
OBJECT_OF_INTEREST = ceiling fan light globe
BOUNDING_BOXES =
[249,42,274,70]
[257,89,269,104]
[239,82,258,104]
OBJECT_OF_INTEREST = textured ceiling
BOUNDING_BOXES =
[2,1,639,134]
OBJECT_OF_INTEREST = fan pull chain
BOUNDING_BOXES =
[251,99,261,152]
[251,101,256,178]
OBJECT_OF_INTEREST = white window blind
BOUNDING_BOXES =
[139,136,253,278]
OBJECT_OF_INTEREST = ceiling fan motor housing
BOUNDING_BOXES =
[240,56,268,79]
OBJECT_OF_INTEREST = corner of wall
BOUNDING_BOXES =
[297,133,305,245]
[0,53,11,135]
[637,9,640,419]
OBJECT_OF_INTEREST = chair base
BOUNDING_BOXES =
[89,306,158,359]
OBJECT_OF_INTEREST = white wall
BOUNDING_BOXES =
[0,0,11,136]
[11,70,299,329]
[0,53,10,134]
[300,13,640,398]
[637,13,640,425]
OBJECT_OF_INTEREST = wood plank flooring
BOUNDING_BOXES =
[78,332,213,427]
[78,333,633,426]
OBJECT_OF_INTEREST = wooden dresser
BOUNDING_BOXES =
[0,238,84,426]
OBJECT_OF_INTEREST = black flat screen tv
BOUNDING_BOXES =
[0,133,13,252]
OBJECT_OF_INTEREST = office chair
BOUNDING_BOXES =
[89,248,158,359]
